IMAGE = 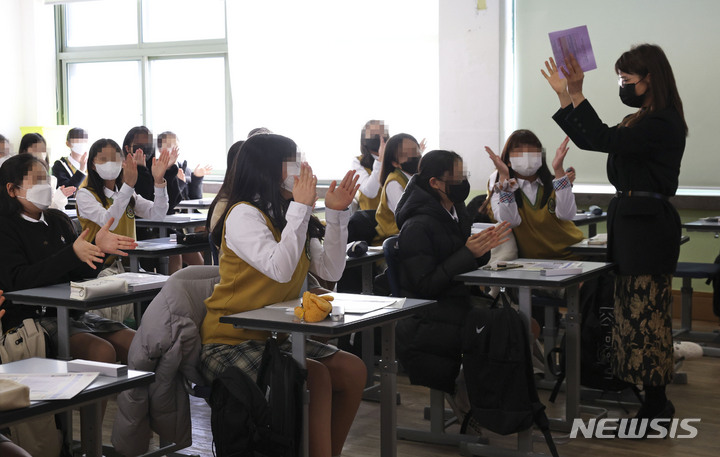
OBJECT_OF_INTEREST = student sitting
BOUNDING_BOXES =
[353,120,389,211]
[0,134,11,167]
[157,131,213,202]
[156,131,210,272]
[0,154,137,362]
[200,133,365,457]
[52,127,89,194]
[18,133,75,210]
[373,133,421,245]
[394,150,510,419]
[485,130,583,260]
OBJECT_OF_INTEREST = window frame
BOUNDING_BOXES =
[54,0,232,180]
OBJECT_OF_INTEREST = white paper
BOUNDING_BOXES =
[0,373,98,400]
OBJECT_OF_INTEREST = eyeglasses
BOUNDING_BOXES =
[618,74,646,88]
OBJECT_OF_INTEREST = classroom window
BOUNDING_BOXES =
[57,0,229,176]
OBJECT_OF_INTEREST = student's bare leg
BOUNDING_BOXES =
[306,358,332,457]
[99,328,136,364]
[320,350,366,456]
[70,332,117,363]
[182,252,204,266]
[168,254,183,274]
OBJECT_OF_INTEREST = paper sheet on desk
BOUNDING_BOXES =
[328,293,400,314]
[0,373,98,400]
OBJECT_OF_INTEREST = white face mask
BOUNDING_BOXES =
[282,162,301,192]
[70,142,87,155]
[20,183,53,211]
[509,153,542,177]
[95,161,123,180]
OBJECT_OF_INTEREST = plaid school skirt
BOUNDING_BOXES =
[612,274,674,386]
[201,337,339,385]
[38,312,129,358]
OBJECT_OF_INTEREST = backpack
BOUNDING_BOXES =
[462,292,559,457]
[210,337,307,457]
[546,273,641,402]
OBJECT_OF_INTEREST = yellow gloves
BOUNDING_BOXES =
[294,291,334,322]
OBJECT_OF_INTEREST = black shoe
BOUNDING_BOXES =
[619,400,675,439]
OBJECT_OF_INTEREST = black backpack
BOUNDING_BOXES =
[546,273,640,402]
[210,337,307,457]
[462,292,559,457]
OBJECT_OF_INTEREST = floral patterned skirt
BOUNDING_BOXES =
[612,274,674,386]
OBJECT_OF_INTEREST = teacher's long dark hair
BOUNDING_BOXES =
[615,44,687,135]
[212,133,325,245]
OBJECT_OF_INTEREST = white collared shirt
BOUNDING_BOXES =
[447,205,459,222]
[385,170,413,214]
[225,201,349,283]
[67,154,82,171]
[489,170,576,228]
[20,212,48,226]
[76,183,169,232]
[351,156,382,199]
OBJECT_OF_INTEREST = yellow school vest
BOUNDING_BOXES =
[202,202,311,346]
[373,168,409,245]
[356,155,381,211]
[511,185,584,260]
[77,188,137,242]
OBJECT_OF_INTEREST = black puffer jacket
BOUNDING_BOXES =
[394,176,490,393]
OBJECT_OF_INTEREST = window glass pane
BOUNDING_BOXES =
[66,0,138,47]
[67,61,143,146]
[142,0,226,43]
[148,57,226,173]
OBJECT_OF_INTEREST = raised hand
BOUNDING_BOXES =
[73,229,104,269]
[292,162,317,207]
[193,164,213,177]
[133,148,146,168]
[177,167,186,182]
[551,136,570,178]
[80,151,88,172]
[541,57,567,94]
[95,217,138,256]
[324,170,360,211]
[465,221,512,258]
[123,152,139,187]
[378,135,387,165]
[485,146,510,182]
[152,148,171,185]
[60,185,77,197]
[167,146,180,170]
[419,138,427,153]
[560,53,585,100]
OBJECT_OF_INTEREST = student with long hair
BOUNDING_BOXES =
[543,44,687,425]
[18,133,75,209]
[373,133,421,244]
[352,120,389,211]
[76,138,170,244]
[394,150,510,427]
[0,154,137,362]
[0,134,11,167]
[200,133,364,457]
[485,129,583,259]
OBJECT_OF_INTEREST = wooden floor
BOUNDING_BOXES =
[84,318,720,457]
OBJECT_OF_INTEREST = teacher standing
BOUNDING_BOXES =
[542,44,687,424]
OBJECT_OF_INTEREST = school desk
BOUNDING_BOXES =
[127,237,211,274]
[0,357,154,457]
[220,295,435,457]
[571,211,607,237]
[134,214,207,237]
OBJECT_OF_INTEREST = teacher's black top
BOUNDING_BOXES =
[553,99,685,275]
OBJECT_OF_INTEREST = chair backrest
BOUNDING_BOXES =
[383,235,401,296]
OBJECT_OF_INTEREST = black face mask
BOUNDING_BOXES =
[442,179,470,204]
[400,156,420,175]
[619,83,646,108]
[363,138,380,153]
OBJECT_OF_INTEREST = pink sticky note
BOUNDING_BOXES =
[548,25,597,78]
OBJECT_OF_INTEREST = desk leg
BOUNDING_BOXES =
[291,332,309,457]
[588,223,597,238]
[379,322,397,457]
[159,256,170,275]
[159,227,168,238]
[79,402,103,457]
[130,256,139,273]
[361,263,373,294]
[57,308,71,360]
[565,284,581,425]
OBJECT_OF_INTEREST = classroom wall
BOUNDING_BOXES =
[0,0,57,151]
[438,0,502,192]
